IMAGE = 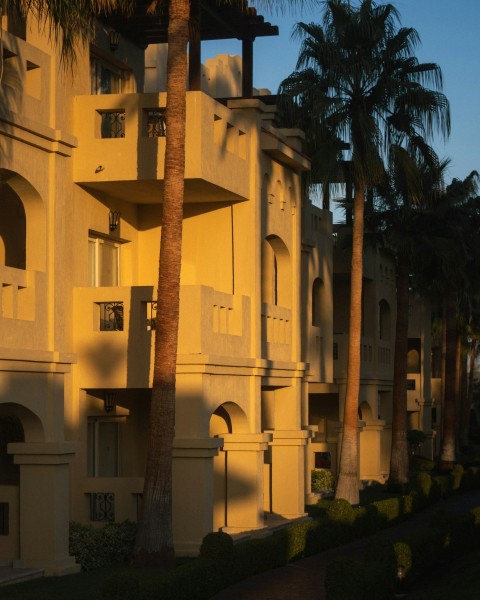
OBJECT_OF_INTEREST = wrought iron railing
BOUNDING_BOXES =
[100,110,125,138]
[145,109,166,137]
[98,302,124,331]
[89,492,115,522]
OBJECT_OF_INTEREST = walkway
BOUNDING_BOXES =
[211,489,480,600]
[0,566,43,587]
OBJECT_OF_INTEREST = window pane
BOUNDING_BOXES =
[99,241,119,286]
[88,239,97,286]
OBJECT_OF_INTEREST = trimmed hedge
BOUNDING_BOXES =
[99,465,480,600]
[70,521,137,571]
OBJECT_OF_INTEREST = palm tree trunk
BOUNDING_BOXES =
[335,185,364,505]
[387,253,409,490]
[134,0,190,564]
[440,287,457,469]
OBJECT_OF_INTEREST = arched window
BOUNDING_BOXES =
[0,183,26,269]
[261,235,291,307]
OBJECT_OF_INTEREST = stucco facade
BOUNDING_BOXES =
[0,6,440,575]
[0,8,315,570]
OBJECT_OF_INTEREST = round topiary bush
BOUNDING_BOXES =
[326,498,356,524]
[199,531,234,562]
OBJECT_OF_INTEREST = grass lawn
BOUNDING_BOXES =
[408,549,480,600]
[0,564,167,600]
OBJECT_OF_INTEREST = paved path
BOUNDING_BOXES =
[211,489,480,600]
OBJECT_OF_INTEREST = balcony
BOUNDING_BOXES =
[333,334,393,380]
[261,303,292,362]
[74,285,251,389]
[0,266,48,351]
[73,91,250,204]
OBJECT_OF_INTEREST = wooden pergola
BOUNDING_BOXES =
[104,0,278,97]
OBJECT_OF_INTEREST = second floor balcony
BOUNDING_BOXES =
[73,91,250,205]
[0,265,48,352]
[74,284,251,389]
[333,333,393,381]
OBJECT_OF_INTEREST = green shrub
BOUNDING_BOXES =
[452,464,464,489]
[311,469,335,492]
[412,471,432,498]
[326,498,355,524]
[69,521,137,571]
[394,541,412,574]
[411,455,436,472]
[142,556,227,600]
[199,531,233,562]
[363,535,397,599]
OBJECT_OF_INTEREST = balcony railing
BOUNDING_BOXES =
[145,109,166,137]
[89,492,115,522]
[333,334,392,379]
[74,285,251,389]
[99,111,125,138]
[98,301,124,331]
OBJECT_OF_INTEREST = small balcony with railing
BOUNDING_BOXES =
[73,284,251,389]
[73,91,250,204]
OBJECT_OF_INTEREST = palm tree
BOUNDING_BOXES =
[279,0,449,504]
[132,0,318,564]
[415,173,480,468]
[368,147,448,490]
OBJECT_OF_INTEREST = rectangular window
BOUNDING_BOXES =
[90,57,122,95]
[89,236,120,287]
[87,418,119,477]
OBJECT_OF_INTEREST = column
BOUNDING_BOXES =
[221,433,271,533]
[9,441,79,576]
[241,37,254,98]
[270,430,309,518]
[359,420,387,483]
[172,437,223,556]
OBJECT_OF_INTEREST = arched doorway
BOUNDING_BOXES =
[209,402,248,531]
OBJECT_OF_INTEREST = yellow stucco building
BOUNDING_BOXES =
[0,2,438,576]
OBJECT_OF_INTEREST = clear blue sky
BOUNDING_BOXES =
[203,0,480,185]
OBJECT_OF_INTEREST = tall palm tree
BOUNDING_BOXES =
[368,147,448,490]
[279,0,449,504]
[415,172,480,468]
[132,0,318,564]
